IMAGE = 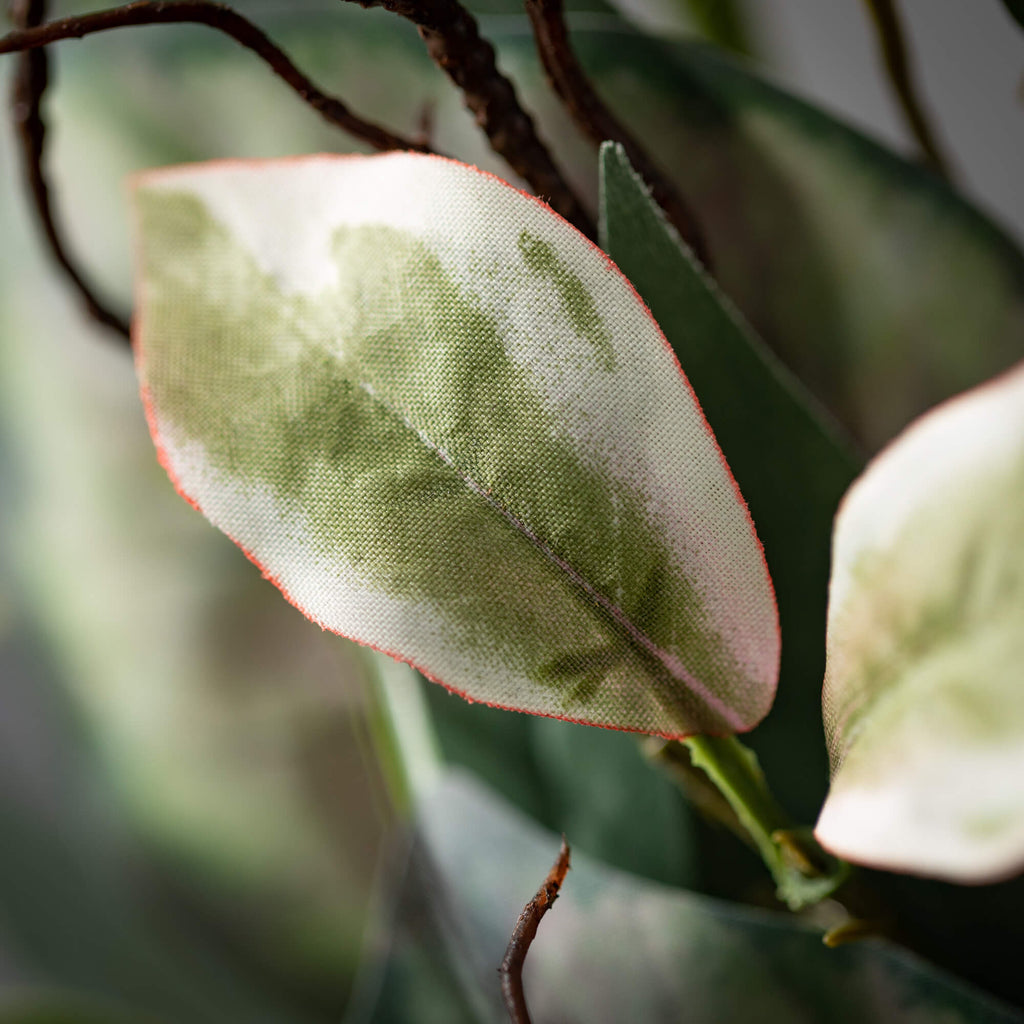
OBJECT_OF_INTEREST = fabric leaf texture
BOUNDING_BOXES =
[816,361,1024,880]
[133,153,779,738]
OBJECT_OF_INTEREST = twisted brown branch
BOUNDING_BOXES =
[1,0,435,340]
[342,0,594,237]
[862,0,952,179]
[8,0,130,338]
[0,0,427,152]
[499,836,571,1024]
[524,0,710,265]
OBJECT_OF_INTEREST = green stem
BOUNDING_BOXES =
[363,652,444,814]
[681,735,849,910]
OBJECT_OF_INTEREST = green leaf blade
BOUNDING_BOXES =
[816,361,1024,881]
[134,153,779,737]
[600,143,861,814]
[569,35,1024,451]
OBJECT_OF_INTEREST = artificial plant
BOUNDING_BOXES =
[1,0,1023,1021]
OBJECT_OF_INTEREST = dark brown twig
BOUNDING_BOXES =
[524,0,710,266]
[9,0,130,338]
[499,836,571,1024]
[1,0,433,341]
[0,0,427,154]
[862,0,953,179]
[342,0,594,237]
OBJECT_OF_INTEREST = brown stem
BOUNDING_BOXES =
[862,0,953,179]
[0,0,427,153]
[499,836,571,1024]
[524,0,710,266]
[342,0,594,237]
[8,0,130,338]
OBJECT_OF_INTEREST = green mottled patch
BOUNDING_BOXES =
[824,456,1024,781]
[600,142,860,817]
[516,229,616,371]
[138,189,749,730]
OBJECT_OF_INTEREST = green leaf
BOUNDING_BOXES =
[134,153,779,738]
[357,772,1024,1024]
[423,681,701,886]
[0,995,161,1024]
[535,33,1024,450]
[600,143,860,819]
[816,361,1024,882]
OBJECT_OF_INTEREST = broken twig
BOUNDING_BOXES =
[499,836,571,1024]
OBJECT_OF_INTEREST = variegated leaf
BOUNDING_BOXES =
[816,362,1024,880]
[133,153,778,738]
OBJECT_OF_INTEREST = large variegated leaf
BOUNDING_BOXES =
[133,153,778,738]
[816,362,1024,881]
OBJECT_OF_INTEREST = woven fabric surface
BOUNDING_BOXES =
[133,152,779,738]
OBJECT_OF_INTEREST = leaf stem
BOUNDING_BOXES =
[364,654,444,813]
[680,734,849,909]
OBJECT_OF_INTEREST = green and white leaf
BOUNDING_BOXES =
[816,362,1024,881]
[134,153,779,738]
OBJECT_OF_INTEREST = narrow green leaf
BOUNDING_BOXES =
[545,33,1024,449]
[356,772,1024,1024]
[600,143,860,816]
[134,153,779,738]
[816,361,1024,881]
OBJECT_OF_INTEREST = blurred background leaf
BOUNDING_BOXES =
[352,772,1024,1024]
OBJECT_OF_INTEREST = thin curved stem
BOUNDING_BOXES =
[8,0,130,338]
[0,0,427,153]
[1,0,432,341]
[862,0,953,179]
[524,0,710,265]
